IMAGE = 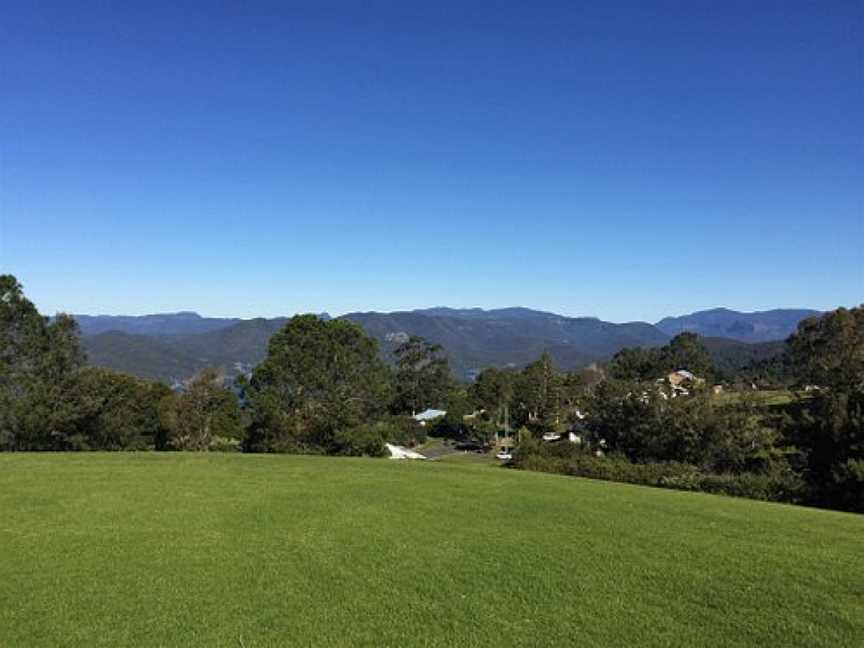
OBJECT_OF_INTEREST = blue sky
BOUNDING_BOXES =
[1,1,861,322]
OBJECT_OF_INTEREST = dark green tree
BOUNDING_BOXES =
[0,275,86,450]
[71,368,172,450]
[788,307,863,391]
[513,352,561,434]
[160,369,243,451]
[609,333,714,383]
[242,315,391,453]
[469,367,515,430]
[661,332,714,379]
[784,306,864,512]
[608,346,662,381]
[391,336,453,415]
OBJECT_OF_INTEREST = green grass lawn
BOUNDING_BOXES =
[1,454,861,647]
[714,389,801,407]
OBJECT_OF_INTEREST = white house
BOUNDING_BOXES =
[412,409,447,426]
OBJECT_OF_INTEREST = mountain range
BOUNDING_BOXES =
[75,307,820,384]
[655,308,820,343]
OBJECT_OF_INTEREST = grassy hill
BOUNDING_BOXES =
[1,454,861,647]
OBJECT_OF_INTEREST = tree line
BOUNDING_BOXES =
[2,274,861,512]
[0,275,457,455]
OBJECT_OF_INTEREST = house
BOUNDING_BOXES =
[667,369,698,387]
[661,369,705,397]
[385,443,427,460]
[412,409,446,426]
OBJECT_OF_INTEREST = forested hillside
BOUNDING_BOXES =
[656,308,819,342]
[78,307,818,383]
[80,308,669,381]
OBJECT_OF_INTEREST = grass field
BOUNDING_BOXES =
[714,389,802,407]
[1,454,862,647]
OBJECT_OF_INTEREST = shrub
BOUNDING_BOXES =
[378,415,426,447]
[512,442,802,503]
[332,425,387,457]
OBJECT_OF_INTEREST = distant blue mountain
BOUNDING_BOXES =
[655,308,820,343]
[76,306,668,381]
[76,305,821,383]
[75,312,239,337]
[413,307,563,320]
[345,309,667,378]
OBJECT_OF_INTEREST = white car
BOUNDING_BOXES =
[542,432,561,441]
[496,450,513,461]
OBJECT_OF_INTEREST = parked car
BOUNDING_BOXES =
[542,432,561,441]
[496,450,513,461]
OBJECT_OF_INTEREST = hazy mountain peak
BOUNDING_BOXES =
[655,308,819,343]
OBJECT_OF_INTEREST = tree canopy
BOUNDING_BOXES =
[0,275,86,449]
[160,369,242,451]
[242,315,392,453]
[784,305,864,512]
[609,332,714,382]
[391,336,453,415]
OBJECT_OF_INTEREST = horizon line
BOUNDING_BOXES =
[60,303,832,326]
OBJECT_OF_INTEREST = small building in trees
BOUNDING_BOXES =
[412,409,447,426]
[662,369,705,396]
[668,369,697,386]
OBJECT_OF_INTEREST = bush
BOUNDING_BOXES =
[378,415,426,447]
[512,442,802,503]
[332,425,387,457]
[159,370,243,451]
[697,467,804,502]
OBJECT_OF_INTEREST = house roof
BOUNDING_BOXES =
[672,370,696,380]
[413,409,447,421]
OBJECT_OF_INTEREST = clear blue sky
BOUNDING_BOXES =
[1,1,861,322]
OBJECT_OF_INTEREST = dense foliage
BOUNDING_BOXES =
[608,332,714,381]
[782,307,864,512]
[513,307,864,513]
[240,315,393,453]
[1,275,86,450]
[70,368,172,450]
[390,336,453,415]
[159,368,243,451]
